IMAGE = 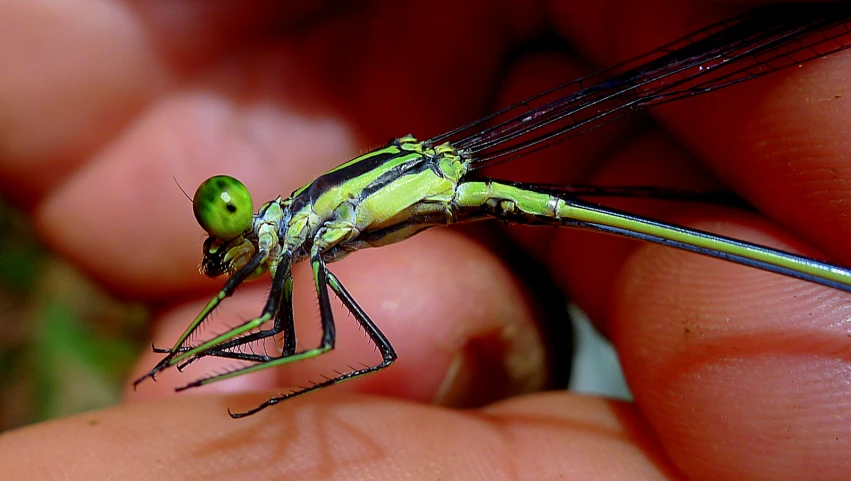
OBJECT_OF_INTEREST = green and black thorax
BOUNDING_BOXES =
[199,135,474,279]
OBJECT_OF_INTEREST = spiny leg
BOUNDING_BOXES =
[228,268,397,418]
[168,253,294,365]
[173,252,337,391]
[174,272,297,370]
[152,272,296,361]
[132,250,271,386]
[174,252,396,418]
[133,250,286,387]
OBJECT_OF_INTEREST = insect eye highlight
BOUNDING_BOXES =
[193,175,254,241]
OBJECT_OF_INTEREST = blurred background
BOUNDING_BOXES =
[0,196,147,431]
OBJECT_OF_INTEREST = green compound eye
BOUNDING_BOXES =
[193,175,254,241]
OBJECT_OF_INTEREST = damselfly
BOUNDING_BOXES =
[134,3,851,417]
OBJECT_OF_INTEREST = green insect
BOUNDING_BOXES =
[134,4,851,417]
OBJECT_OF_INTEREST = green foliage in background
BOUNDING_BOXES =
[0,198,147,430]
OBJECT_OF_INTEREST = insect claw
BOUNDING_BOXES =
[132,369,158,390]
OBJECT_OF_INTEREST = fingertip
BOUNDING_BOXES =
[611,218,851,481]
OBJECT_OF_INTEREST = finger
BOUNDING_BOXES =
[0,391,682,480]
[550,130,851,480]
[551,132,851,479]
[543,124,851,479]
[128,230,549,408]
[612,226,851,481]
[0,0,165,204]
[0,1,331,204]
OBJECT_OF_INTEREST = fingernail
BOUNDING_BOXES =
[432,322,547,408]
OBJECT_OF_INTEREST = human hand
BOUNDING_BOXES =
[0,1,849,480]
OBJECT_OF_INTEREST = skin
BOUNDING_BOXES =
[0,0,849,479]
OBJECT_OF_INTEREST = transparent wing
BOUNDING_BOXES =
[428,3,851,168]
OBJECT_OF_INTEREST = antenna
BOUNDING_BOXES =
[173,176,192,202]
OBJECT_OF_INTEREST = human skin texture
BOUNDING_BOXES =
[0,1,849,480]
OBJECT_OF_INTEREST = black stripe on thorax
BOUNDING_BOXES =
[358,150,438,201]
[289,143,405,212]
